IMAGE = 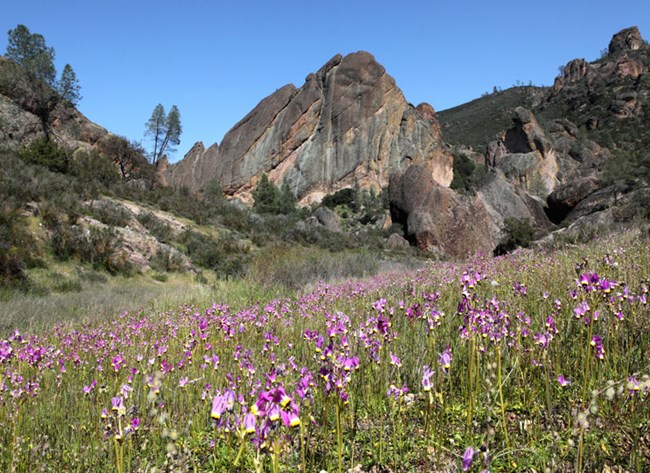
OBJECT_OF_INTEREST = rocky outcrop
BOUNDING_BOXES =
[610,91,640,117]
[615,56,645,79]
[312,206,341,232]
[81,199,194,272]
[608,27,644,55]
[389,165,494,258]
[488,107,559,195]
[0,93,44,148]
[386,233,410,250]
[546,175,603,223]
[478,170,553,232]
[553,59,590,93]
[167,51,453,203]
[0,56,109,153]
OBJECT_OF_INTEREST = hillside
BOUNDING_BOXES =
[439,86,546,150]
[2,25,650,309]
[437,26,650,235]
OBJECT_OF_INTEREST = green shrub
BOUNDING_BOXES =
[322,188,355,209]
[252,174,296,215]
[150,248,185,273]
[137,212,175,243]
[180,230,249,278]
[450,151,486,193]
[0,204,44,286]
[70,149,119,187]
[50,224,133,275]
[19,138,71,173]
[87,202,132,227]
[494,218,535,255]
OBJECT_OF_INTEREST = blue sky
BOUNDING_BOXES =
[1,1,649,162]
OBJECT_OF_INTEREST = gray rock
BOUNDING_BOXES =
[313,206,341,232]
[386,233,410,249]
[167,51,453,203]
[479,170,552,230]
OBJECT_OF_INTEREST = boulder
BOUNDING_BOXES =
[386,233,410,250]
[490,108,559,194]
[389,165,495,258]
[546,175,603,223]
[478,169,553,232]
[608,27,644,55]
[503,107,554,159]
[0,94,44,148]
[313,206,341,232]
[167,51,453,203]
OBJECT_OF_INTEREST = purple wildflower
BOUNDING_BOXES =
[421,365,434,392]
[462,446,476,471]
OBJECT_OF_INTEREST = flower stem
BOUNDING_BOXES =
[496,345,510,452]
[336,399,343,473]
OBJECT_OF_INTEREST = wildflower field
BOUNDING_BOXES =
[0,232,648,472]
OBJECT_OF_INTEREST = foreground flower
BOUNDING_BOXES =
[462,446,476,471]
[557,375,571,387]
[421,365,434,391]
[438,347,452,372]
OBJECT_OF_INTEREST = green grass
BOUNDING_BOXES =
[0,271,285,334]
[0,229,647,472]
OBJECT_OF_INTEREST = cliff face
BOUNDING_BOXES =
[167,51,453,203]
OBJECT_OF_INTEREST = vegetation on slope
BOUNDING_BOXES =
[0,141,419,306]
[438,86,545,151]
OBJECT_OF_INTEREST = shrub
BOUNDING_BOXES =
[150,248,185,273]
[252,174,296,215]
[19,138,71,173]
[87,201,132,228]
[50,224,133,275]
[180,230,249,278]
[494,218,535,255]
[137,212,175,243]
[450,150,486,193]
[322,188,355,209]
[70,149,119,187]
[0,203,44,286]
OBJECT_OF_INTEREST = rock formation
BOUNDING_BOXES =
[167,51,453,203]
[389,165,495,258]
[0,57,109,152]
[608,26,644,54]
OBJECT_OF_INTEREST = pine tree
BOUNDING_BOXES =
[58,64,82,105]
[145,104,182,165]
[6,24,56,85]
[252,174,281,214]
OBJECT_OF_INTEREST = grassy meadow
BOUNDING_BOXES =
[0,230,648,472]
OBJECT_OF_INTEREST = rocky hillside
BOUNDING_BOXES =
[166,51,453,204]
[426,26,650,252]
[2,27,648,269]
[0,57,109,153]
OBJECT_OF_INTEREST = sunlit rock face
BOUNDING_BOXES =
[167,51,453,203]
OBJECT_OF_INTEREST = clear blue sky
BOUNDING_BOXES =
[2,1,649,162]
